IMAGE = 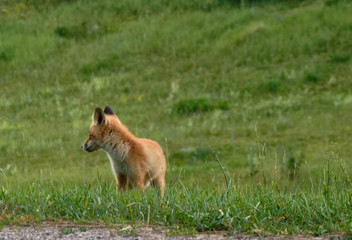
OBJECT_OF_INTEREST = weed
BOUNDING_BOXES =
[54,27,73,39]
[116,226,137,236]
[330,54,350,63]
[173,96,229,115]
[304,72,320,83]
[79,227,87,232]
[246,127,269,183]
[54,22,102,40]
[324,0,341,6]
[80,54,120,75]
[211,149,230,187]
[165,226,196,237]
[60,227,75,235]
[260,80,281,93]
[247,147,259,177]
[170,148,213,165]
[0,52,9,62]
[287,152,303,181]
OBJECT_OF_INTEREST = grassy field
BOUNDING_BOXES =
[1,180,352,236]
[1,0,352,235]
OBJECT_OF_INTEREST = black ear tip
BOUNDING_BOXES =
[104,106,114,115]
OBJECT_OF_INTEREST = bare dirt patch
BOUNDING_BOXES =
[0,223,342,240]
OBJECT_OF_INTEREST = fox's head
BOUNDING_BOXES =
[81,106,116,152]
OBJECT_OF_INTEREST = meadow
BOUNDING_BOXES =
[1,0,352,235]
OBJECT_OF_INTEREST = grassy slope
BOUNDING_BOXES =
[0,0,352,188]
[1,0,352,235]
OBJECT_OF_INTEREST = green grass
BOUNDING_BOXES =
[1,176,352,236]
[1,0,352,235]
[1,141,351,235]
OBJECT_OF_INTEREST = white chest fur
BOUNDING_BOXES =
[106,152,133,177]
[101,135,132,178]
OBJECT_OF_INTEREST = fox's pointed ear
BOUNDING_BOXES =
[93,107,105,126]
[104,106,115,115]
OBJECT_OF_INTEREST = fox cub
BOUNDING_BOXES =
[81,106,166,196]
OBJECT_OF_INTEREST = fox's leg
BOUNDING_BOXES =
[127,178,133,190]
[153,174,165,197]
[134,175,145,193]
[117,173,127,192]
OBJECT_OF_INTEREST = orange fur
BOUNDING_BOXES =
[81,106,166,197]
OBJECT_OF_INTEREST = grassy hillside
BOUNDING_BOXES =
[1,0,352,187]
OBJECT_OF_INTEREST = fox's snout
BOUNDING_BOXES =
[81,139,99,152]
[81,144,92,152]
[81,144,87,151]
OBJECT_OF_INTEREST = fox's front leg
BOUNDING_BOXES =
[127,179,133,190]
[117,173,128,192]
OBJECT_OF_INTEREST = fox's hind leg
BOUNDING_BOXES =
[152,174,165,197]
[135,177,146,193]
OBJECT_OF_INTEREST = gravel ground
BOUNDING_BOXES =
[0,223,342,240]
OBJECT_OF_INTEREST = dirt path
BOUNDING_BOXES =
[0,223,340,240]
[0,224,227,240]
